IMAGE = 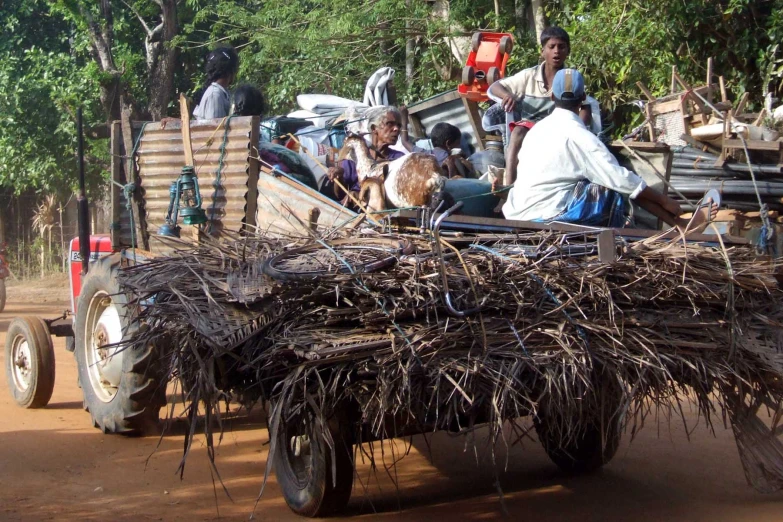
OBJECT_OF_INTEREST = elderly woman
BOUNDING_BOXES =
[321,105,405,203]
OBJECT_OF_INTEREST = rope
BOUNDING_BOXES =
[206,115,234,235]
[111,121,149,262]
[737,134,774,253]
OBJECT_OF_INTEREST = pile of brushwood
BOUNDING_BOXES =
[118,228,783,492]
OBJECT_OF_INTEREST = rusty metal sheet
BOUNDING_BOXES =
[135,116,259,243]
[256,171,356,235]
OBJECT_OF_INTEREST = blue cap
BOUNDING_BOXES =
[552,69,585,101]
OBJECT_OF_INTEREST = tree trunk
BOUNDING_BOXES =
[405,0,415,84]
[493,0,501,30]
[531,0,548,44]
[145,0,178,120]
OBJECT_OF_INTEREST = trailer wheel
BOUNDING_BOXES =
[471,32,482,52]
[5,316,55,408]
[0,278,6,312]
[534,376,624,473]
[74,254,165,435]
[499,35,513,55]
[274,403,354,517]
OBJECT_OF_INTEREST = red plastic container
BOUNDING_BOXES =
[458,32,514,102]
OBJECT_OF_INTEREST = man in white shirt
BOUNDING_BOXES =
[502,69,715,230]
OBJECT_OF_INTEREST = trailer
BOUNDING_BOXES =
[5,104,783,517]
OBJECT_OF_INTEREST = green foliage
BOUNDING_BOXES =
[549,0,783,132]
[0,0,106,197]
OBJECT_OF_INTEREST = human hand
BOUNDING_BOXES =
[327,166,344,183]
[501,94,518,113]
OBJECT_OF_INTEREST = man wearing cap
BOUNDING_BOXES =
[502,69,713,230]
[487,26,592,185]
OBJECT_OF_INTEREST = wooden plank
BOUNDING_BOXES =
[671,65,678,94]
[461,97,485,151]
[650,98,683,116]
[120,110,148,250]
[679,133,723,155]
[611,141,670,153]
[110,121,122,250]
[409,113,426,139]
[407,90,461,115]
[735,92,749,116]
[706,57,713,94]
[390,209,750,244]
[597,229,616,263]
[723,139,783,152]
[636,81,655,101]
[179,94,195,166]
[245,115,260,233]
[719,76,727,103]
[645,103,656,142]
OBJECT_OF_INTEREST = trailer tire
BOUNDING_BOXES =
[274,403,354,517]
[0,278,6,312]
[74,254,165,435]
[534,376,624,474]
[5,316,55,408]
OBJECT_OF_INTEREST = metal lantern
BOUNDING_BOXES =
[158,166,208,237]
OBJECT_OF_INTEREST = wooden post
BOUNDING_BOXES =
[461,97,486,151]
[120,111,148,250]
[719,76,728,103]
[706,57,714,104]
[735,92,749,117]
[636,81,655,101]
[597,229,616,263]
[671,65,678,94]
[110,121,122,250]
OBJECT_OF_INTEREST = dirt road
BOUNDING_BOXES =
[1,276,781,521]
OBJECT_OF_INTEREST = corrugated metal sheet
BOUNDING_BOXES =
[256,171,356,235]
[408,90,480,151]
[135,116,259,241]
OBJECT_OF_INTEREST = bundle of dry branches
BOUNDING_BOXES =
[117,228,783,493]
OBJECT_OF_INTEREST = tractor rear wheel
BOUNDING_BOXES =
[74,254,165,435]
[5,316,55,408]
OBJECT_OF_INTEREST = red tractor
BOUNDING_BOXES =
[4,111,166,432]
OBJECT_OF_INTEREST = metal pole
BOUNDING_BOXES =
[77,107,91,276]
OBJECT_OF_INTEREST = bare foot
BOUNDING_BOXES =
[675,198,719,232]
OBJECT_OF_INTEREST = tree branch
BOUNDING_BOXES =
[121,0,153,37]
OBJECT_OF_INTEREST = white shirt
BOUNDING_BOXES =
[193,82,231,120]
[502,108,646,222]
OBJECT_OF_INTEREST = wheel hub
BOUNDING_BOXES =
[10,336,32,392]
[84,291,126,402]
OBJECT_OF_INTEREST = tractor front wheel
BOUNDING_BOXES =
[4,316,55,408]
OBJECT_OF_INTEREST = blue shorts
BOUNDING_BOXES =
[544,180,628,228]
